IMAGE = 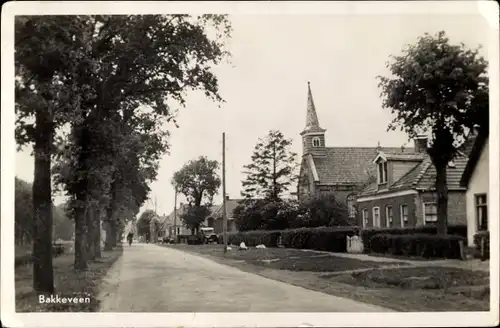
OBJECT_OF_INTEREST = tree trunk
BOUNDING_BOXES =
[86,205,95,261]
[103,220,112,251]
[74,204,88,270]
[94,208,102,258]
[110,220,117,247]
[435,163,448,235]
[32,111,54,293]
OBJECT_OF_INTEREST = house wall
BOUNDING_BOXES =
[213,218,238,234]
[357,193,418,228]
[415,191,467,227]
[465,137,489,246]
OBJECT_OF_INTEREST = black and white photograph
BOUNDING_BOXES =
[1,1,499,327]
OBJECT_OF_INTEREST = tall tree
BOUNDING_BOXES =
[137,209,156,241]
[15,16,92,292]
[241,130,298,201]
[172,156,221,234]
[377,31,489,235]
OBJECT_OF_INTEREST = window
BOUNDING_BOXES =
[347,194,356,218]
[386,206,393,228]
[312,137,321,147]
[400,204,408,227]
[177,227,180,235]
[424,203,438,224]
[475,194,488,231]
[372,207,380,227]
[362,209,368,228]
[378,161,388,184]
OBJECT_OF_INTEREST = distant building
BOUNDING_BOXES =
[160,203,192,237]
[461,125,489,246]
[204,196,243,234]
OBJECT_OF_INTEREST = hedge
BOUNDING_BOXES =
[218,226,359,252]
[369,233,466,259]
[281,226,358,252]
[473,231,489,260]
[218,230,282,247]
[360,225,467,254]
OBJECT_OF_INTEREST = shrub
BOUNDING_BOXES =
[281,226,358,252]
[473,231,489,259]
[218,230,282,247]
[369,233,465,259]
[360,225,467,253]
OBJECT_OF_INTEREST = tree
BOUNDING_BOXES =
[233,199,298,231]
[241,130,298,201]
[137,210,156,241]
[15,178,34,245]
[295,194,349,228]
[172,156,221,234]
[15,16,92,292]
[21,14,232,274]
[377,31,489,235]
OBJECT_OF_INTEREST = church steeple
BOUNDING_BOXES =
[301,82,326,156]
[304,81,322,131]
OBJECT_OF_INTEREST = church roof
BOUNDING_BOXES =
[312,147,412,185]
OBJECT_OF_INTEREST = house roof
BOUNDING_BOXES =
[210,198,246,220]
[359,135,477,197]
[312,147,414,186]
[373,152,426,163]
[461,127,489,187]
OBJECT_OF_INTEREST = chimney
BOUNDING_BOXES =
[414,135,428,153]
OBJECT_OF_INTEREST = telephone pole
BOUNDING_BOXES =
[222,132,228,253]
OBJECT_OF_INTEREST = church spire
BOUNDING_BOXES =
[302,82,326,135]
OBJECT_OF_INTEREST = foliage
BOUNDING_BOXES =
[280,227,358,252]
[377,31,489,234]
[220,230,282,247]
[137,209,157,239]
[15,178,34,245]
[368,233,465,259]
[173,156,221,232]
[360,225,467,254]
[233,199,298,231]
[294,194,349,228]
[241,130,298,200]
[53,203,74,241]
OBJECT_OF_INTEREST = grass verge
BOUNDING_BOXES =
[15,246,123,312]
[166,244,490,311]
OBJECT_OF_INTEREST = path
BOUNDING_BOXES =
[98,243,392,312]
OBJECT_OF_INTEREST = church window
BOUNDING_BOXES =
[347,194,356,218]
[377,161,388,184]
[312,137,321,147]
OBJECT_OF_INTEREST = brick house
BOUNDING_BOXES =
[205,196,243,233]
[297,82,412,222]
[460,125,489,246]
[356,134,476,229]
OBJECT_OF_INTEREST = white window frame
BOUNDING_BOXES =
[312,137,321,147]
[423,202,438,225]
[362,209,368,228]
[400,204,408,228]
[475,194,488,231]
[377,161,388,184]
[372,207,380,228]
[385,205,393,228]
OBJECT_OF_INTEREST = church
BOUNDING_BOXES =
[297,82,411,220]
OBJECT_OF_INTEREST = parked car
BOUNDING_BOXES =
[199,227,218,244]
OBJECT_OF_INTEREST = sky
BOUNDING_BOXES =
[14,12,491,218]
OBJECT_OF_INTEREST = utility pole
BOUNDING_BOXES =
[222,132,228,253]
[173,187,178,241]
